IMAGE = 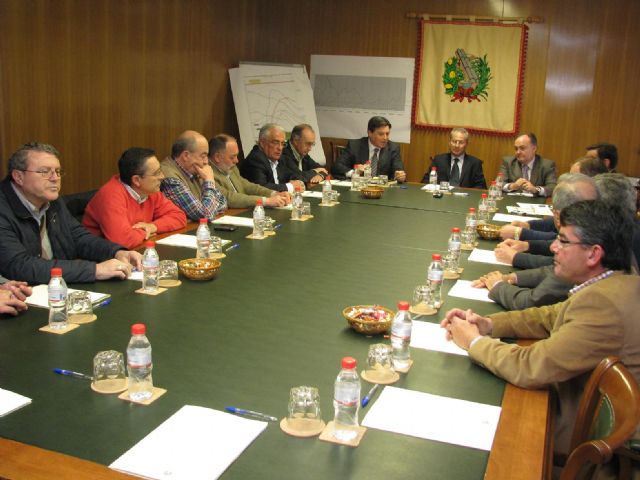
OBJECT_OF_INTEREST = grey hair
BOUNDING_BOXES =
[552,173,598,211]
[450,127,469,141]
[171,136,198,159]
[258,124,284,142]
[594,173,637,216]
[8,142,61,173]
[290,124,314,141]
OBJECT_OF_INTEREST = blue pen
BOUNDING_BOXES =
[225,243,240,253]
[53,368,93,381]
[400,185,408,189]
[361,383,380,408]
[224,406,278,422]
[96,298,112,308]
[273,224,283,230]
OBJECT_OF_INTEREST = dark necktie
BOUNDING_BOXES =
[450,158,460,187]
[371,148,380,176]
[522,164,530,181]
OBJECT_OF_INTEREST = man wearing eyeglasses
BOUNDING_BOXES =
[421,127,486,188]
[239,124,305,193]
[442,200,640,457]
[0,142,143,284]
[280,124,328,185]
[83,147,187,249]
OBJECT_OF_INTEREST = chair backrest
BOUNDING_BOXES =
[329,140,347,176]
[560,357,640,480]
[62,189,97,222]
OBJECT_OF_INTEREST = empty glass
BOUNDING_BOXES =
[379,175,388,186]
[208,236,223,255]
[285,386,323,434]
[365,344,396,383]
[263,217,276,236]
[440,181,450,191]
[443,252,459,273]
[67,291,93,316]
[158,260,179,287]
[302,202,312,218]
[411,285,433,315]
[330,190,340,203]
[92,350,127,394]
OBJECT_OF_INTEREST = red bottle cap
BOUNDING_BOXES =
[397,301,410,310]
[365,160,371,165]
[199,218,207,224]
[469,207,476,212]
[341,356,357,369]
[131,323,146,335]
[325,175,331,181]
[145,241,155,248]
[295,186,302,192]
[481,193,487,198]
[256,199,263,206]
[452,227,460,233]
[50,268,62,277]
[432,254,442,261]
[491,180,496,185]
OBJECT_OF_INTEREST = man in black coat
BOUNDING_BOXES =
[280,124,327,185]
[421,127,486,188]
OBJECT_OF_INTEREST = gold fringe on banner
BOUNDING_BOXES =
[406,13,544,24]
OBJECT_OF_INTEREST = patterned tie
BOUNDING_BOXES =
[522,164,530,182]
[371,148,380,176]
[449,158,460,187]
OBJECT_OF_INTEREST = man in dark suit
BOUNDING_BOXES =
[240,124,306,193]
[421,127,486,188]
[585,142,618,173]
[280,124,328,185]
[331,116,406,182]
[500,133,557,197]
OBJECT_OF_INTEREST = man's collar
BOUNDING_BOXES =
[173,157,198,181]
[120,179,147,204]
[290,144,303,163]
[10,181,50,218]
[569,270,615,296]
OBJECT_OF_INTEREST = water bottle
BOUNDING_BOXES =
[196,218,211,258]
[253,199,266,237]
[465,207,478,244]
[495,173,505,200]
[487,181,499,211]
[429,166,438,187]
[477,193,490,225]
[126,323,153,401]
[447,227,462,271]
[322,176,332,205]
[363,161,372,184]
[391,301,412,370]
[47,267,67,329]
[142,241,160,292]
[427,254,444,309]
[333,356,360,442]
[292,186,303,219]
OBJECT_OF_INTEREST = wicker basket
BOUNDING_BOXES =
[476,223,501,240]
[360,186,384,199]
[178,258,221,281]
[342,305,393,335]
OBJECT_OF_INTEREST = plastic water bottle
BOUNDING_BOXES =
[142,241,159,292]
[478,193,490,225]
[253,199,266,237]
[447,227,462,270]
[47,268,67,329]
[363,161,372,184]
[292,186,303,219]
[429,166,438,187]
[333,356,360,442]
[196,218,211,258]
[465,207,478,244]
[126,323,153,401]
[391,301,412,370]
[495,173,505,199]
[322,176,332,205]
[427,254,444,309]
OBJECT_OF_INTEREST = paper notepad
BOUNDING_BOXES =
[301,191,323,199]
[517,203,553,216]
[110,405,267,480]
[27,284,110,309]
[156,234,231,249]
[0,388,31,416]
[330,180,353,187]
[468,248,511,266]
[212,216,254,228]
[410,321,468,357]
[362,386,501,451]
[447,280,495,303]
[493,213,537,223]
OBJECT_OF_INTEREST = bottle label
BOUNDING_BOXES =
[48,288,66,302]
[428,270,444,282]
[128,349,152,368]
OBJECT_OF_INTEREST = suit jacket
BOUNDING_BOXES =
[421,153,487,188]
[239,145,303,192]
[213,165,275,209]
[513,252,554,269]
[499,155,557,196]
[331,137,404,179]
[472,272,640,455]
[488,265,572,310]
[280,144,324,183]
[520,217,557,241]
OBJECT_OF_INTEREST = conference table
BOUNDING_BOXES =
[0,183,553,479]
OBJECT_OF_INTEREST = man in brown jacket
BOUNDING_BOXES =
[442,200,640,457]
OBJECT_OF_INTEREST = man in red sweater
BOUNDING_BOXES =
[83,148,187,249]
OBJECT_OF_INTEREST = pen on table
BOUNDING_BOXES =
[53,368,93,381]
[273,224,283,230]
[224,406,278,422]
[96,298,112,308]
[225,243,240,253]
[361,383,380,408]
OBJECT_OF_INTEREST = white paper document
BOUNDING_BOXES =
[212,215,254,228]
[330,180,352,187]
[517,202,554,216]
[0,387,31,417]
[493,212,537,223]
[468,248,511,266]
[410,321,468,357]
[362,386,501,451]
[27,284,110,309]
[157,234,231,249]
[506,192,534,197]
[110,405,267,480]
[420,184,454,192]
[447,280,495,303]
[301,191,323,199]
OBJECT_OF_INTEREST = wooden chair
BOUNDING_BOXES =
[329,140,347,176]
[559,357,640,480]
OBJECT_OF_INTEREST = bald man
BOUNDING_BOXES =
[160,130,227,221]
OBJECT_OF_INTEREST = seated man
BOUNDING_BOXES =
[209,134,289,208]
[442,200,640,457]
[0,276,32,316]
[239,124,305,193]
[160,130,227,221]
[586,142,618,173]
[421,127,486,188]
[569,155,607,176]
[83,147,187,249]
[280,124,328,185]
[332,116,406,182]
[0,142,142,284]
[500,133,557,197]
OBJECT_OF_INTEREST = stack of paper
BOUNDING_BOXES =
[330,180,352,187]
[157,234,231,249]
[27,285,110,309]
[301,191,323,199]
[468,248,511,266]
[516,203,553,216]
[0,387,31,416]
[212,216,254,228]
[110,405,267,480]
[493,212,537,223]
[447,280,495,303]
[410,321,468,357]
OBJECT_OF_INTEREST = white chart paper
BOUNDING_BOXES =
[212,216,254,228]
[447,280,495,303]
[410,321,468,357]
[157,234,231,249]
[110,405,267,480]
[362,386,501,451]
[468,249,511,266]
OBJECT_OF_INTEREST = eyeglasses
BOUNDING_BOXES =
[450,140,466,146]
[142,169,164,178]
[21,168,65,178]
[554,235,592,249]
[268,140,287,148]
